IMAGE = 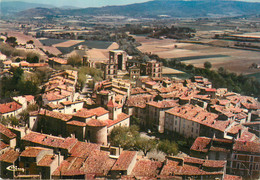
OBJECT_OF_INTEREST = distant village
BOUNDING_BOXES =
[0,30,259,180]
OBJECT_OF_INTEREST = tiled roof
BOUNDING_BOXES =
[0,140,9,150]
[190,137,211,153]
[107,99,119,108]
[147,100,178,109]
[166,104,227,131]
[88,107,109,117]
[74,108,95,118]
[233,141,260,153]
[112,151,137,171]
[160,157,224,176]
[22,132,78,150]
[86,119,107,127]
[0,149,19,163]
[49,57,67,65]
[24,95,34,102]
[37,155,56,167]
[46,103,64,110]
[67,120,86,127]
[69,141,100,159]
[83,150,116,175]
[105,113,129,127]
[224,174,242,180]
[0,123,17,139]
[131,159,163,177]
[0,101,22,114]
[39,109,73,121]
[20,147,50,157]
[52,156,86,176]
[202,160,226,168]
[61,101,83,106]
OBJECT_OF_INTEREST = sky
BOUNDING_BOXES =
[2,0,260,8]
[2,0,151,8]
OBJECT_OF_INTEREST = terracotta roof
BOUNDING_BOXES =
[224,174,242,180]
[0,149,19,163]
[37,155,56,167]
[52,156,86,176]
[46,103,64,110]
[83,150,116,175]
[0,140,9,150]
[227,124,242,134]
[0,101,22,114]
[147,100,178,109]
[28,63,48,67]
[74,108,95,118]
[145,81,157,86]
[86,119,107,127]
[61,101,83,106]
[67,120,86,127]
[131,159,163,177]
[107,99,119,108]
[0,123,17,139]
[161,157,224,176]
[49,57,67,65]
[202,160,226,168]
[112,151,137,171]
[233,141,260,153]
[22,132,78,150]
[39,109,73,121]
[24,95,34,102]
[105,113,130,127]
[69,141,100,159]
[20,147,50,157]
[88,107,109,117]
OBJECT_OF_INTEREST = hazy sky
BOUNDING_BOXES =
[2,0,151,7]
[2,0,260,8]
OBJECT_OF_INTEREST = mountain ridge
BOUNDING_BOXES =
[7,0,260,18]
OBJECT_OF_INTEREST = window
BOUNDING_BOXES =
[175,121,177,125]
[74,109,76,113]
[234,154,237,160]
[250,156,254,162]
[236,163,240,169]
[191,128,193,132]
[256,164,259,170]
[249,164,253,171]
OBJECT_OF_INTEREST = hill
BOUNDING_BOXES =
[0,1,55,15]
[15,0,260,18]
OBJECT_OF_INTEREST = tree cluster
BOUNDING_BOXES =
[0,67,39,98]
[109,126,179,156]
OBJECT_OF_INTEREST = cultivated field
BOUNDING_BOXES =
[133,35,260,75]
[53,40,84,47]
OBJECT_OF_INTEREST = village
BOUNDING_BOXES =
[0,21,260,180]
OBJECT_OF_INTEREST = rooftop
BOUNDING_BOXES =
[20,147,51,157]
[0,149,19,163]
[0,123,17,139]
[0,101,22,114]
[112,151,137,171]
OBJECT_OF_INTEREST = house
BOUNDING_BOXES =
[0,149,20,179]
[141,60,162,78]
[0,101,23,120]
[160,156,226,179]
[102,50,127,79]
[111,151,137,178]
[48,57,67,67]
[230,141,260,179]
[19,146,63,179]
[0,124,17,148]
[21,132,78,158]
[146,100,178,133]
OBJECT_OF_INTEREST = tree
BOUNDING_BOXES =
[157,140,178,155]
[5,37,18,47]
[27,40,34,44]
[109,125,140,149]
[136,137,156,156]
[204,61,212,69]
[68,54,82,67]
